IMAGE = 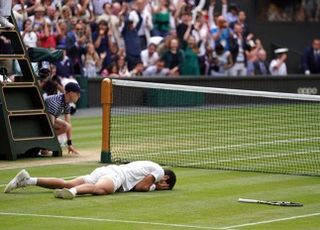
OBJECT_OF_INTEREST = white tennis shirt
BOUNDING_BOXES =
[118,161,164,192]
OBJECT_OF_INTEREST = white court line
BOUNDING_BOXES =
[220,212,320,229]
[0,212,233,230]
[132,136,320,158]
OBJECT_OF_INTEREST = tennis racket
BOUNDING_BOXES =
[238,198,303,207]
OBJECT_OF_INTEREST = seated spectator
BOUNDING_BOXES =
[161,37,184,76]
[140,43,159,69]
[301,38,320,75]
[143,58,170,77]
[269,48,288,76]
[100,62,119,78]
[129,61,144,77]
[253,49,270,76]
[211,42,233,76]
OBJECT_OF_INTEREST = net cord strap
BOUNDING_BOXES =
[112,79,320,102]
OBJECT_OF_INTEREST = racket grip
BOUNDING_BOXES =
[238,198,258,203]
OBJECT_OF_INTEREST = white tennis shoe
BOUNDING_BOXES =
[0,17,14,29]
[53,188,75,199]
[4,169,30,193]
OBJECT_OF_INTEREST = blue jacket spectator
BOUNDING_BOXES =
[92,20,112,67]
[122,11,143,70]
[301,38,320,74]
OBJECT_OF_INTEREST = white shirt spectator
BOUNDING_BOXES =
[143,65,169,76]
[269,59,287,75]
[137,9,153,38]
[140,48,159,68]
[20,31,37,48]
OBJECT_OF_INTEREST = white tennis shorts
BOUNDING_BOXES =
[81,165,123,193]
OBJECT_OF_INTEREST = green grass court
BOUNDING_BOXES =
[1,164,320,230]
[1,108,320,229]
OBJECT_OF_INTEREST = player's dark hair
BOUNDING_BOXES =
[164,169,176,190]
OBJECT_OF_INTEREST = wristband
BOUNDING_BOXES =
[67,140,72,146]
[149,184,156,191]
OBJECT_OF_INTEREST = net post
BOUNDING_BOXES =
[101,78,112,163]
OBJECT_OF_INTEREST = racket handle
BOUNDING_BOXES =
[238,198,258,203]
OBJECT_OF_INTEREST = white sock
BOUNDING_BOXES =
[69,187,77,196]
[26,177,37,185]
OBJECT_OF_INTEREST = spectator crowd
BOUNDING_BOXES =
[0,0,318,81]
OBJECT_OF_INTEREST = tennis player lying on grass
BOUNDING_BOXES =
[4,161,176,199]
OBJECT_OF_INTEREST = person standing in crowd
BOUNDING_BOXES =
[253,49,270,76]
[20,19,38,49]
[66,21,87,75]
[222,0,239,24]
[301,38,320,75]
[176,10,193,49]
[92,19,113,69]
[211,42,233,76]
[83,42,103,78]
[229,22,248,76]
[151,0,172,38]
[162,37,184,76]
[54,45,74,79]
[122,8,143,71]
[133,0,153,50]
[229,10,250,40]
[0,0,14,29]
[181,35,200,76]
[269,48,288,76]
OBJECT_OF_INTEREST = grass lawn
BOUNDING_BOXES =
[0,163,319,230]
[1,110,319,230]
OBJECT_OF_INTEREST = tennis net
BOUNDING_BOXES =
[104,79,320,176]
